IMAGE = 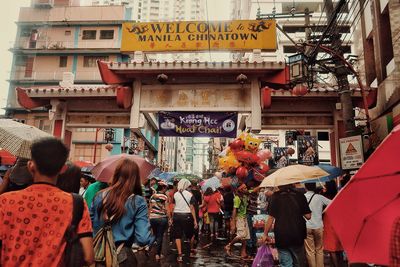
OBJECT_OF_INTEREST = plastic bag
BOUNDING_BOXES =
[252,245,274,267]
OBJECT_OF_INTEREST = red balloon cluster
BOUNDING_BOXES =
[218,133,273,187]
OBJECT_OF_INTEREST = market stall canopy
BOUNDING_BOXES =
[260,164,329,187]
[0,119,51,159]
[325,125,400,266]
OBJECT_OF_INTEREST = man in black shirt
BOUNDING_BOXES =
[262,184,311,267]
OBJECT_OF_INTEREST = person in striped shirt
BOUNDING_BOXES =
[149,180,170,260]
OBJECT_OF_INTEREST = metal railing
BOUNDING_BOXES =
[11,70,102,81]
[12,39,120,50]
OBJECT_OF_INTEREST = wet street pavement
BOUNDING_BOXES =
[136,234,254,267]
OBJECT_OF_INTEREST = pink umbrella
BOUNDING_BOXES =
[325,125,400,265]
[91,154,155,183]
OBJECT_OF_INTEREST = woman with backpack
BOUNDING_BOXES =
[90,158,154,266]
[172,178,198,262]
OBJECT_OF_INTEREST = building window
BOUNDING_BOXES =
[15,55,28,67]
[76,128,97,132]
[83,56,109,67]
[100,30,114,40]
[317,131,329,141]
[82,30,96,40]
[59,56,68,68]
[65,30,71,36]
[20,27,33,37]
[74,144,102,163]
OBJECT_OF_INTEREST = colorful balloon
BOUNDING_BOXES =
[258,162,270,174]
[235,150,260,164]
[244,135,262,152]
[229,139,244,152]
[218,154,240,172]
[238,132,248,141]
[236,166,249,180]
[253,171,264,182]
[257,149,272,161]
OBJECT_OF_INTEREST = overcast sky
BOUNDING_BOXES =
[0,0,231,115]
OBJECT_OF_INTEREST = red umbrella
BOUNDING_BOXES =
[325,125,400,265]
[91,154,155,183]
[73,160,94,168]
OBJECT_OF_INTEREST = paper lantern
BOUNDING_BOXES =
[292,84,308,96]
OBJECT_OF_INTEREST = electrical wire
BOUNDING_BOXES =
[342,0,371,47]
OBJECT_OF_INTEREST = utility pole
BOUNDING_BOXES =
[323,0,357,136]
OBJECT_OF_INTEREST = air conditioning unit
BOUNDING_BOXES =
[33,0,54,8]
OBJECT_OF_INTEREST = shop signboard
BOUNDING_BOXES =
[285,131,296,146]
[121,20,277,52]
[273,147,289,168]
[339,135,364,170]
[158,111,237,138]
[297,136,319,165]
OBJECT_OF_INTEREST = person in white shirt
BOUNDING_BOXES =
[172,179,198,262]
[304,182,332,267]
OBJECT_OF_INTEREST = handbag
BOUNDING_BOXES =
[64,193,85,267]
[252,245,274,267]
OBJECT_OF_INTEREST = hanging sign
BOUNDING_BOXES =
[297,136,319,166]
[159,111,238,138]
[339,135,364,170]
[273,147,289,168]
[121,20,277,52]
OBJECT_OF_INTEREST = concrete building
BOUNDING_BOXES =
[6,0,158,163]
[351,0,399,146]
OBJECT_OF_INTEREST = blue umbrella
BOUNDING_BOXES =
[201,176,221,191]
[158,172,178,182]
[148,168,162,179]
[304,164,342,183]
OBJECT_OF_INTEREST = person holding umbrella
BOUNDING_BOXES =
[90,158,154,266]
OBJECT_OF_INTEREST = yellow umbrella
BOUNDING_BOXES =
[260,164,329,187]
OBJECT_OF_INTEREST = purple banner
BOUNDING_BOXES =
[159,112,238,138]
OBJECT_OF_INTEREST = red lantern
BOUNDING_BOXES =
[236,166,249,181]
[105,143,114,151]
[292,84,308,96]
[261,86,272,109]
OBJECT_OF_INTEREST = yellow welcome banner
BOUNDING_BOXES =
[121,20,277,52]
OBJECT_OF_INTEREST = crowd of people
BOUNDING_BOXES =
[0,137,399,267]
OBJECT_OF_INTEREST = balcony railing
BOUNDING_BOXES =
[12,70,102,81]
[13,39,120,50]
